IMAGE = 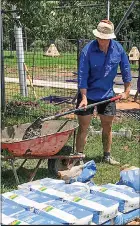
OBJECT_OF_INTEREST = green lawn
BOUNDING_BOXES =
[1,115,139,193]
[4,51,77,68]
[4,50,138,71]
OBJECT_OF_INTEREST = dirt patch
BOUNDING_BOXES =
[115,97,140,121]
[116,100,140,110]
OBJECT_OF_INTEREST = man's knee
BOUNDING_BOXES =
[102,124,112,133]
[78,115,91,129]
[100,116,114,132]
[78,124,88,135]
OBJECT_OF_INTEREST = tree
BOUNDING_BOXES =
[2,0,140,49]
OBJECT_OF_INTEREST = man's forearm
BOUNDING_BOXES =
[124,82,131,95]
[80,89,87,99]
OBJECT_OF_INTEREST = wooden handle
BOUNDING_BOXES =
[24,63,37,99]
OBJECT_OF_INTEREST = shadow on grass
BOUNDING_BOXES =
[83,155,103,164]
[1,166,56,192]
[1,155,102,192]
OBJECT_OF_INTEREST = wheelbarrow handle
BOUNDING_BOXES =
[41,95,121,122]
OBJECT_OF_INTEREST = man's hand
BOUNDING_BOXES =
[119,82,131,100]
[78,96,88,110]
[119,92,129,100]
[78,90,88,110]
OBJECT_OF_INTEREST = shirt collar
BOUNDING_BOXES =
[92,40,99,52]
[92,39,115,52]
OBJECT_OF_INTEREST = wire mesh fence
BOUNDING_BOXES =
[1,1,106,123]
[3,37,80,120]
[1,1,140,126]
[3,36,140,123]
[116,109,140,121]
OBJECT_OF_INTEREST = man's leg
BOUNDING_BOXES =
[76,114,92,153]
[99,114,120,165]
[100,115,114,153]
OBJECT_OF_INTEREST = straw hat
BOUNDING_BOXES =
[93,19,116,39]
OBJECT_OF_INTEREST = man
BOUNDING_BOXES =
[75,19,132,165]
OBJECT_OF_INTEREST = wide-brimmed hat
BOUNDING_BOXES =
[93,20,116,39]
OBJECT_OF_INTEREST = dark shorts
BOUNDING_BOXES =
[75,93,116,116]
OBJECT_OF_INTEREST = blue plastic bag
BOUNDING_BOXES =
[117,168,140,193]
[76,160,97,183]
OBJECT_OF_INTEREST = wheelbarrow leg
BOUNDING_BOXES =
[29,159,42,182]
[10,159,20,185]
[72,129,77,154]
[18,159,27,171]
[67,157,84,170]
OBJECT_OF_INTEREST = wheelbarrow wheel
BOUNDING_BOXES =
[48,145,82,177]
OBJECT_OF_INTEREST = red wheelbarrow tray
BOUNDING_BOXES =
[1,120,78,157]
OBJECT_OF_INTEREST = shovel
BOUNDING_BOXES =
[22,95,121,140]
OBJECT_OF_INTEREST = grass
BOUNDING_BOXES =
[1,115,139,193]
[4,50,138,72]
[91,116,139,132]
[85,134,139,185]
[4,51,77,68]
[5,82,77,102]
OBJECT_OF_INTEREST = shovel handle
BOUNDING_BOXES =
[41,95,121,122]
[109,95,122,102]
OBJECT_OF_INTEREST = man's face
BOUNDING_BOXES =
[97,38,110,47]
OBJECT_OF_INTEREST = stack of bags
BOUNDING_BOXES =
[1,163,140,225]
[1,178,93,225]
[89,183,139,225]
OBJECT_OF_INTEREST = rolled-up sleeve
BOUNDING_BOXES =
[119,49,132,83]
[78,51,90,89]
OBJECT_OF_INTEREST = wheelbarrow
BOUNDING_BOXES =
[1,119,84,185]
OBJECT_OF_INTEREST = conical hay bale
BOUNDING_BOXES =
[129,46,140,61]
[44,44,60,57]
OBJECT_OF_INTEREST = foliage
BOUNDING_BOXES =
[2,0,140,50]
[54,38,77,52]
[4,94,61,120]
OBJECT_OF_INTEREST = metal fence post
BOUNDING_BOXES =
[12,5,28,97]
[115,0,137,35]
[77,39,80,70]
[107,0,110,20]
[1,10,5,112]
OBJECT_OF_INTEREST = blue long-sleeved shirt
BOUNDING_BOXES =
[78,39,132,101]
